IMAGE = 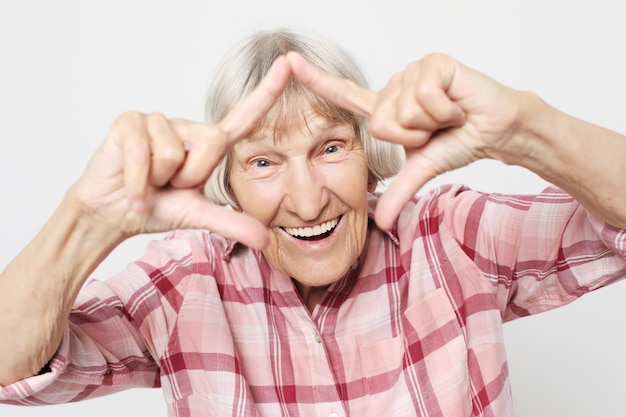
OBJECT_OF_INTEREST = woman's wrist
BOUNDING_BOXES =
[65,183,129,249]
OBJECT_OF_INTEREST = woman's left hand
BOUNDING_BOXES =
[287,51,525,230]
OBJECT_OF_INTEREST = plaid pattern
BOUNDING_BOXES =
[2,185,625,416]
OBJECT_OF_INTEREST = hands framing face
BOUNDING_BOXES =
[75,52,522,248]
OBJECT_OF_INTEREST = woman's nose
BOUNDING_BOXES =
[282,160,329,221]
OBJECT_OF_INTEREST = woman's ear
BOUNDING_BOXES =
[367,174,378,192]
[226,182,243,212]
[229,195,243,212]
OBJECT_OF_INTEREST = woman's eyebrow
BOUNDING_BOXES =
[245,120,352,143]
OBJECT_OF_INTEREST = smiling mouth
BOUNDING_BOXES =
[282,216,341,241]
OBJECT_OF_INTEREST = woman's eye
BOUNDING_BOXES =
[325,144,340,154]
[253,159,271,168]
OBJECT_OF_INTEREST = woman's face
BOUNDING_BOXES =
[229,106,374,290]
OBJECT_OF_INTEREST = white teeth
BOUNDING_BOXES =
[284,217,339,238]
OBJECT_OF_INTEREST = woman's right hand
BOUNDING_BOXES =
[71,56,292,250]
[2,59,291,384]
[2,57,293,387]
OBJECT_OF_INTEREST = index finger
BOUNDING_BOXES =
[287,51,376,117]
[218,55,292,142]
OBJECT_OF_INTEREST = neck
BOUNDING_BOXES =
[293,280,329,313]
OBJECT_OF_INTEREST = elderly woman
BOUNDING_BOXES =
[1,29,625,417]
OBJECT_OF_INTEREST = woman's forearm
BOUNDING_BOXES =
[0,186,123,385]
[494,91,626,229]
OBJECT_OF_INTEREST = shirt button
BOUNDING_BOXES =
[314,333,322,343]
[329,413,339,417]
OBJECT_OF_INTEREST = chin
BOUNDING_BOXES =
[289,262,354,287]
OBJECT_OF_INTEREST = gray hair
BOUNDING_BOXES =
[204,28,403,207]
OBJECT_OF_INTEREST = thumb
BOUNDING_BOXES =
[156,192,270,250]
[374,148,439,231]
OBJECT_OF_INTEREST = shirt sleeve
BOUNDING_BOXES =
[0,231,200,405]
[0,280,160,405]
[439,185,626,321]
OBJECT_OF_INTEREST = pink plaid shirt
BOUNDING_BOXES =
[2,185,625,416]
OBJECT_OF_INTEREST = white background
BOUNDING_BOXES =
[1,0,626,416]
